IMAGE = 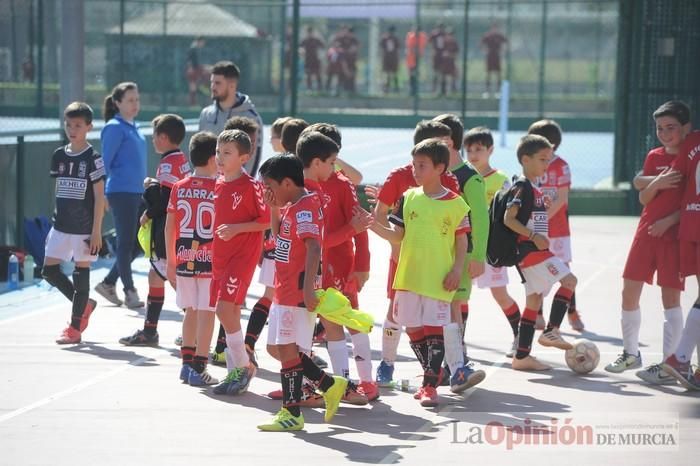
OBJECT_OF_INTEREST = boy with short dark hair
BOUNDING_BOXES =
[371,138,470,407]
[257,154,348,431]
[527,119,583,331]
[210,129,270,396]
[166,131,219,386]
[120,114,191,346]
[45,102,105,344]
[504,135,578,371]
[372,120,461,387]
[281,118,310,154]
[464,126,522,358]
[605,101,688,383]
[270,116,292,153]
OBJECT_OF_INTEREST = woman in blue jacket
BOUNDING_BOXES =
[94,82,146,309]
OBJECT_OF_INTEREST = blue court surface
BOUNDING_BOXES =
[0,216,697,465]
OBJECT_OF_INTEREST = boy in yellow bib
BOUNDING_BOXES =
[371,138,470,407]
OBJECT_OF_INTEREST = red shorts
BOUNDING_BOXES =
[387,258,398,300]
[680,240,700,278]
[623,238,684,290]
[209,269,254,307]
[323,258,359,308]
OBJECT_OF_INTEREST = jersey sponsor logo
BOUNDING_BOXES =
[180,162,191,174]
[297,222,320,236]
[160,163,172,174]
[78,161,87,178]
[94,157,104,170]
[275,237,291,263]
[688,143,700,161]
[56,178,87,199]
[176,245,212,264]
[686,203,700,211]
[296,210,313,223]
[58,162,66,174]
[546,261,560,276]
[696,161,700,195]
[232,192,243,210]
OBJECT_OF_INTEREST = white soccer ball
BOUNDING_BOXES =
[565,338,600,374]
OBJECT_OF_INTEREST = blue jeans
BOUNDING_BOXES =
[103,193,142,291]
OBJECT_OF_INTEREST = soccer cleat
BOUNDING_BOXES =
[78,299,97,332]
[56,326,81,345]
[538,328,573,350]
[235,363,256,394]
[635,363,677,385]
[417,385,439,407]
[605,351,642,373]
[257,408,304,432]
[119,329,159,346]
[94,282,122,306]
[310,351,328,369]
[535,313,546,331]
[511,355,551,371]
[188,369,219,387]
[213,368,244,395]
[688,369,700,391]
[342,382,369,405]
[358,381,380,402]
[568,311,585,332]
[322,376,348,422]
[300,384,325,408]
[180,365,192,382]
[210,351,227,367]
[124,288,144,309]
[450,363,486,394]
[174,335,183,346]
[267,389,283,400]
[375,360,395,387]
[505,337,518,358]
[661,354,694,389]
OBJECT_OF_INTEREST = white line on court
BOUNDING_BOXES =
[0,356,150,425]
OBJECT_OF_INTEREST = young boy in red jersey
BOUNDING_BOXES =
[505,135,577,371]
[300,123,376,401]
[165,131,219,386]
[371,138,470,407]
[257,154,349,431]
[527,119,584,331]
[210,129,270,396]
[371,120,460,387]
[601,101,688,382]
[45,102,105,344]
[663,109,700,390]
[120,114,191,346]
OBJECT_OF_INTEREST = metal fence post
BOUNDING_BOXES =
[290,0,300,116]
[119,0,125,82]
[16,136,25,249]
[278,2,287,116]
[36,0,44,117]
[537,0,548,117]
[460,0,470,122]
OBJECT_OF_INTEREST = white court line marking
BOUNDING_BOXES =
[0,356,150,425]
[378,360,506,464]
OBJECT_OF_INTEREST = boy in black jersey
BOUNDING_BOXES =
[44,102,106,344]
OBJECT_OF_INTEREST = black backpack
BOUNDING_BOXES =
[486,176,535,268]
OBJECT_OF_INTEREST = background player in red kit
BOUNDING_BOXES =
[605,101,687,382]
[120,114,190,346]
[663,104,700,390]
[166,131,219,386]
[300,26,325,92]
[210,129,270,396]
[371,120,460,386]
[257,154,349,431]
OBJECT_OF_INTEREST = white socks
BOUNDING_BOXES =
[662,306,683,359]
[327,339,350,378]
[675,306,700,363]
[621,309,642,355]
[443,322,465,375]
[351,333,372,382]
[225,331,249,370]
[381,319,401,365]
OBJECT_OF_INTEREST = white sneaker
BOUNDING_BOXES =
[605,351,642,373]
[505,337,518,358]
[94,282,123,306]
[124,288,144,309]
[635,363,677,385]
[537,328,573,350]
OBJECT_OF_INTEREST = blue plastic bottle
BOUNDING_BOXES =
[7,253,19,290]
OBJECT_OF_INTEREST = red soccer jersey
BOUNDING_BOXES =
[634,147,682,242]
[507,182,554,268]
[211,173,270,279]
[274,192,324,307]
[167,175,216,278]
[157,150,191,189]
[537,155,571,237]
[676,131,700,242]
[319,172,370,287]
[377,163,460,208]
